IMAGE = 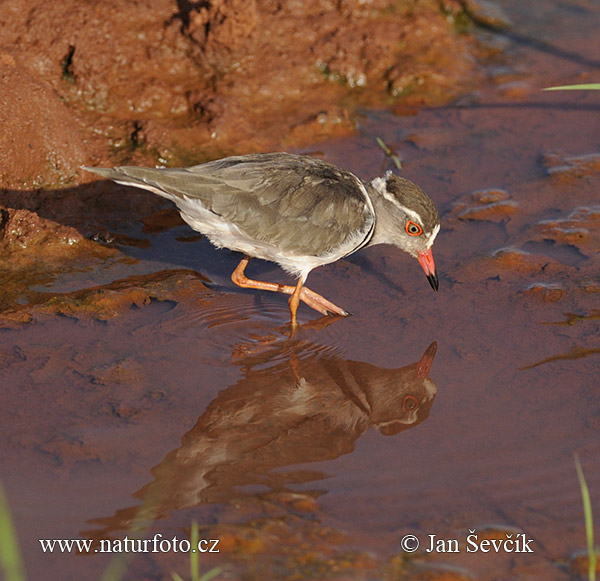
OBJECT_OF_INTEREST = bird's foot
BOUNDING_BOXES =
[299,286,351,317]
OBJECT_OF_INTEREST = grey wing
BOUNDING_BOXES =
[84,153,375,258]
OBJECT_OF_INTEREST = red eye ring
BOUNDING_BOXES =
[405,220,423,236]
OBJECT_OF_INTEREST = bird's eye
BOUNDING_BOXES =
[402,395,419,412]
[405,220,423,236]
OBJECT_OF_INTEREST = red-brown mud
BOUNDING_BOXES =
[0,0,483,189]
[1,1,599,580]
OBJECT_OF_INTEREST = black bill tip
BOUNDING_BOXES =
[427,272,439,291]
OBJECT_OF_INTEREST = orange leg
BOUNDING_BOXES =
[230,256,349,324]
[288,279,303,327]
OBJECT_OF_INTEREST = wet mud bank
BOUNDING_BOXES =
[0,0,490,188]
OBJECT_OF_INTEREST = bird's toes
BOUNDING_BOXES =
[323,307,352,317]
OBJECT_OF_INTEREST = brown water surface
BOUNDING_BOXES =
[1,1,599,579]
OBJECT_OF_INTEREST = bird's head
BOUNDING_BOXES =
[370,172,440,291]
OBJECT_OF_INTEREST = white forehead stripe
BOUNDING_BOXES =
[425,223,440,249]
[371,176,422,222]
[385,197,422,223]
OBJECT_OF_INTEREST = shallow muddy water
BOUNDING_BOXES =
[1,1,599,580]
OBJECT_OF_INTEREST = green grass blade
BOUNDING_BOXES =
[376,137,392,156]
[100,553,130,581]
[199,567,224,581]
[0,482,26,581]
[190,520,199,581]
[375,137,403,170]
[575,454,597,581]
[543,84,600,91]
[171,520,223,581]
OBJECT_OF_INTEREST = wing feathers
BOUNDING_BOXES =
[84,153,374,258]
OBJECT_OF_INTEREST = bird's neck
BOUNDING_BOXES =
[365,185,395,247]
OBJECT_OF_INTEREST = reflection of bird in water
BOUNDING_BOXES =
[84,153,440,326]
[84,340,438,541]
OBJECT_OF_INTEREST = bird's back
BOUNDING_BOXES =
[85,153,376,266]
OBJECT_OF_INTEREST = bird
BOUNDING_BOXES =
[83,152,440,326]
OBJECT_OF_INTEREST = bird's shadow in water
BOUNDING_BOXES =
[80,335,439,544]
[1,180,273,289]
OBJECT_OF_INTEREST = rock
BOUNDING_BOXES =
[521,283,564,302]
[542,151,600,181]
[449,188,519,223]
[0,52,88,188]
[532,206,600,257]
[0,208,86,253]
